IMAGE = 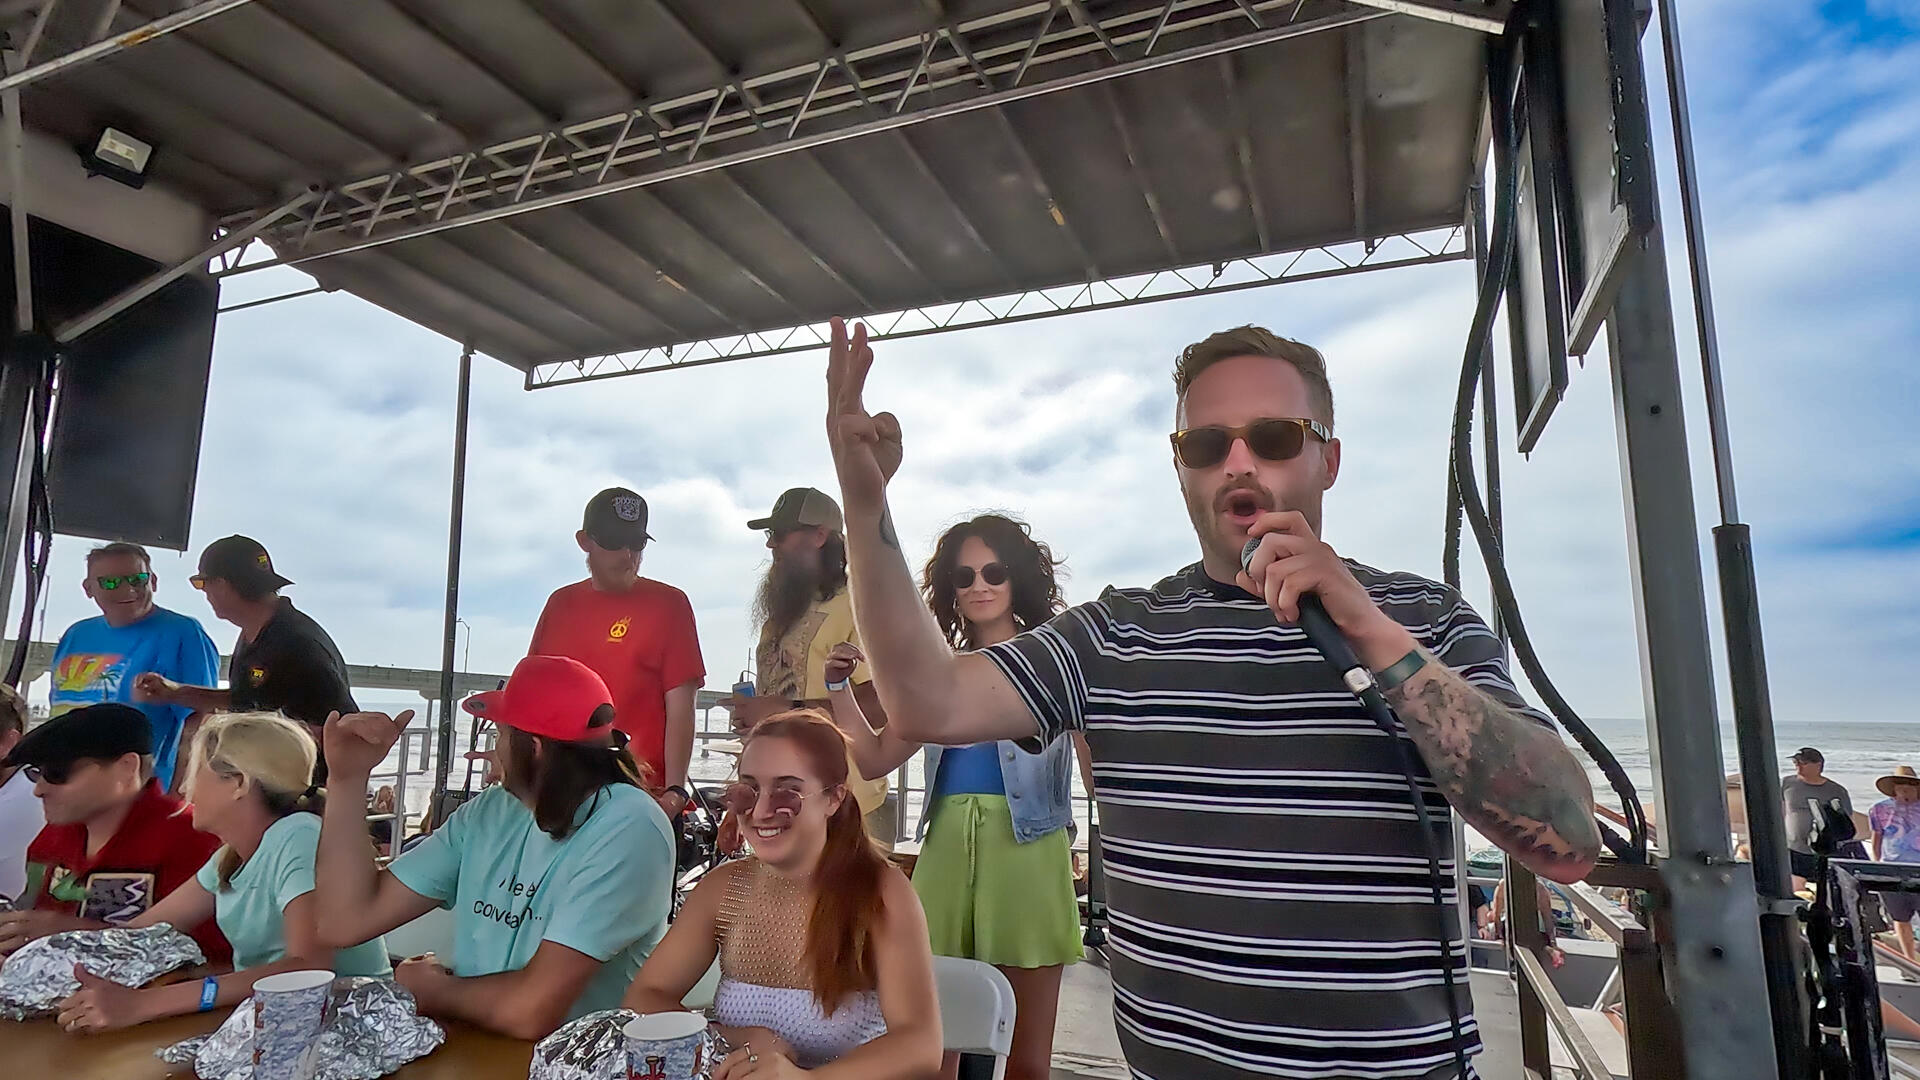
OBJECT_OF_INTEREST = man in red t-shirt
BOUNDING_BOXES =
[0,704,228,965]
[528,487,705,819]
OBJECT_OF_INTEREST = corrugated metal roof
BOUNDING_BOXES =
[10,0,1494,373]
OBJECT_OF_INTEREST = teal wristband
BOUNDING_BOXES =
[1375,649,1428,692]
[198,976,220,1012]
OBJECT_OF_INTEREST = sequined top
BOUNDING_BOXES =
[711,858,887,1068]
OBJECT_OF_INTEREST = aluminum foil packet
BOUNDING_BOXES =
[157,975,446,1080]
[529,1010,732,1080]
[0,922,205,1020]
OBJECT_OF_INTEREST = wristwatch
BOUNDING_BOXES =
[825,676,851,693]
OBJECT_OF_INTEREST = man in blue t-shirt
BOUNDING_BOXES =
[48,544,219,790]
[313,655,676,1040]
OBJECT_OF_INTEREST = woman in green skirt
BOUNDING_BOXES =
[825,513,1093,1080]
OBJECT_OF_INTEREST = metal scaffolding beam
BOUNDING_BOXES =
[210,2,1399,279]
[0,0,263,93]
[526,226,1466,389]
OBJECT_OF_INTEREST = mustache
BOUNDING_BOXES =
[1213,484,1276,512]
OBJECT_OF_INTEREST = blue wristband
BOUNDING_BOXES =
[198,976,220,1012]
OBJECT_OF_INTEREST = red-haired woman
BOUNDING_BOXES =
[624,711,941,1079]
[823,513,1091,1080]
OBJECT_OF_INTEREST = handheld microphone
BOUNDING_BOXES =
[1241,536,1379,700]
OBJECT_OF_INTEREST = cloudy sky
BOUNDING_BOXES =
[12,0,1916,741]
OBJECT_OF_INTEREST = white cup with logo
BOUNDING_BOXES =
[623,1011,709,1080]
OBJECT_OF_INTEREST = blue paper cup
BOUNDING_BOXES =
[623,1012,709,1080]
[251,969,335,1079]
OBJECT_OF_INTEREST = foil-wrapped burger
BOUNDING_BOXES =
[0,923,205,1020]
[529,1010,732,1080]
[157,976,445,1080]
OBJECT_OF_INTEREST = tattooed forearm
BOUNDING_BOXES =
[1385,654,1601,883]
[878,505,901,550]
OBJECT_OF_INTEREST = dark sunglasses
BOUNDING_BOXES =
[1168,418,1332,470]
[24,763,73,785]
[723,780,827,819]
[951,563,1009,590]
[95,572,153,591]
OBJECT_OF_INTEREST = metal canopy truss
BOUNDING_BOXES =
[527,226,1466,389]
[214,1,1410,271]
[8,0,1495,370]
[0,0,262,94]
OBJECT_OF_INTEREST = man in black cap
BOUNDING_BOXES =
[134,535,356,780]
[526,488,705,817]
[0,704,226,962]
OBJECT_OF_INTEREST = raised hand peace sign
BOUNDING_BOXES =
[824,317,903,514]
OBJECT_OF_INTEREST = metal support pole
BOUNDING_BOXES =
[1603,221,1779,1080]
[1651,2,1807,1070]
[432,344,474,812]
[0,50,37,637]
[4,51,32,333]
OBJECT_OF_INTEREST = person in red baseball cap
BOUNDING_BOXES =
[309,656,678,1040]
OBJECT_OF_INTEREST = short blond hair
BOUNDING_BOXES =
[1173,325,1334,428]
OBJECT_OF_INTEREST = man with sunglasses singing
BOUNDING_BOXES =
[47,543,219,790]
[135,536,356,782]
[825,319,1600,1080]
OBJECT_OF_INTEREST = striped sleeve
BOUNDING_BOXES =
[1419,584,1554,730]
[976,598,1105,750]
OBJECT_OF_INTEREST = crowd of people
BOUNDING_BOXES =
[0,315,1759,1080]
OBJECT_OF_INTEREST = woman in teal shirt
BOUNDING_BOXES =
[54,711,389,1033]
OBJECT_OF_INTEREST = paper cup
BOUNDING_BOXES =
[251,969,335,1079]
[623,1012,709,1080]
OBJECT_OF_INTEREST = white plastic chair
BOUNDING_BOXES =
[932,956,1016,1080]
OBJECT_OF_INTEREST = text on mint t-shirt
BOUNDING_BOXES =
[386,783,675,1019]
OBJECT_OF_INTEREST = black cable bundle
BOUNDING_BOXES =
[1441,51,1648,863]
[3,342,56,690]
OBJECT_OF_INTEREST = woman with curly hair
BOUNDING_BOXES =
[824,512,1092,1080]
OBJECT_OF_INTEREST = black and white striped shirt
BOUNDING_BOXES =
[980,561,1550,1080]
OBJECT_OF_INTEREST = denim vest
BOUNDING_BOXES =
[918,736,1075,845]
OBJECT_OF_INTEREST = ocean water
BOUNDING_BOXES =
[1573,716,1920,814]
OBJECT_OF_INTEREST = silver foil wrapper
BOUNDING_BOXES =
[529,1010,732,1080]
[0,922,205,1020]
[156,975,446,1080]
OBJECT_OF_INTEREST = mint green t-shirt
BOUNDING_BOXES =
[195,813,392,977]
[387,784,674,1019]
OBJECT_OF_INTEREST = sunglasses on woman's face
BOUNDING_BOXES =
[94,572,153,591]
[1168,417,1332,470]
[951,563,1008,590]
[723,780,824,819]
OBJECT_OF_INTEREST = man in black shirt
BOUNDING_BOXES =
[134,536,356,780]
